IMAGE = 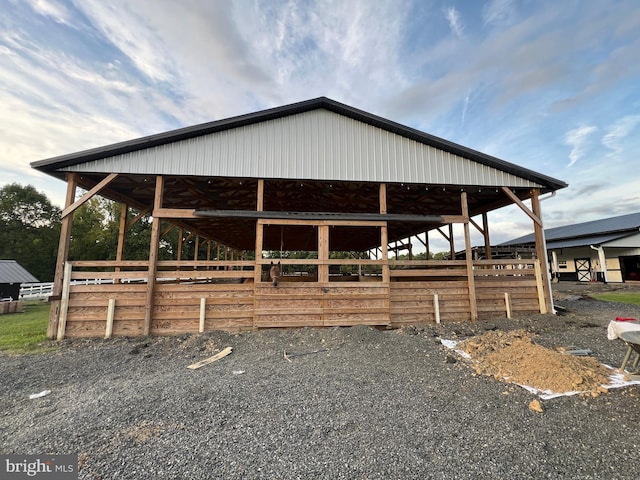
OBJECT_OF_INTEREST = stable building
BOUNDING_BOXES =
[31,97,567,339]
[501,212,640,283]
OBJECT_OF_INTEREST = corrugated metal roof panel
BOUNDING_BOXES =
[0,261,39,283]
[62,109,543,187]
[502,212,640,246]
[545,233,632,249]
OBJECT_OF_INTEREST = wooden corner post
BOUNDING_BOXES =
[143,176,164,336]
[461,192,478,321]
[48,173,78,339]
[530,189,552,314]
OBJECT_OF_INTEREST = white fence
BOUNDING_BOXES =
[19,280,115,300]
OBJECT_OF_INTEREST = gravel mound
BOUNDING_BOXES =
[2,284,640,479]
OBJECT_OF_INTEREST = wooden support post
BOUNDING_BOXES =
[143,176,164,336]
[254,222,264,284]
[434,293,441,324]
[534,259,547,314]
[105,298,116,338]
[504,292,512,319]
[257,179,264,212]
[531,190,552,314]
[115,203,128,283]
[207,241,212,262]
[482,213,492,260]
[199,297,206,333]
[449,224,455,260]
[194,235,200,263]
[318,225,329,283]
[48,173,77,339]
[461,192,478,321]
[177,228,184,263]
[379,184,390,283]
[379,184,387,214]
[381,225,390,283]
[56,262,72,341]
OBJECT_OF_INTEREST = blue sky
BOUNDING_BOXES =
[1,0,639,252]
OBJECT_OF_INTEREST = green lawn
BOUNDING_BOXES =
[0,301,55,354]
[590,292,640,306]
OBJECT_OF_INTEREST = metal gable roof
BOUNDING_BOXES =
[0,260,39,284]
[501,212,640,247]
[31,97,567,191]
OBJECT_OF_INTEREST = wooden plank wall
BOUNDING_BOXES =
[60,259,544,338]
[255,283,389,327]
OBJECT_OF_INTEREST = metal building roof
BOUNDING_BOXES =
[501,212,640,248]
[0,260,39,284]
[31,97,567,191]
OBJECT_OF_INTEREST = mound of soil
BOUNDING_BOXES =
[457,329,611,395]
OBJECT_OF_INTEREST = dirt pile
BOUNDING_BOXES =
[457,329,611,395]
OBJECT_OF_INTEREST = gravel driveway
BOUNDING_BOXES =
[2,283,640,479]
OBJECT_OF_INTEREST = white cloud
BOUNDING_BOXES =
[602,115,640,153]
[445,7,464,38]
[564,126,597,167]
[482,0,515,27]
[30,0,70,24]
[72,0,178,83]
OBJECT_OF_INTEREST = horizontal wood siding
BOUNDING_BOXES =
[59,260,544,337]
[254,283,389,327]
[390,280,471,325]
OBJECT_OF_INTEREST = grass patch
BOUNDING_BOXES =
[590,292,640,306]
[0,301,56,354]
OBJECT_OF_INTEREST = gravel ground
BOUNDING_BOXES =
[2,283,640,479]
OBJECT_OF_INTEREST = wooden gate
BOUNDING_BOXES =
[574,258,591,282]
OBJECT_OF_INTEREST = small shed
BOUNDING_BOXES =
[31,97,567,339]
[501,212,640,283]
[0,260,39,303]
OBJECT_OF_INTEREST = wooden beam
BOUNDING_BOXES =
[114,203,128,283]
[161,223,176,238]
[531,189,551,313]
[154,208,197,218]
[436,227,450,242]
[440,215,467,224]
[482,213,492,260]
[61,173,118,218]
[143,176,164,336]
[254,222,264,286]
[318,225,329,283]
[461,192,477,321]
[126,207,152,229]
[177,228,184,263]
[501,187,541,226]
[379,184,387,214]
[381,225,390,283]
[257,179,264,212]
[449,224,455,260]
[48,173,77,339]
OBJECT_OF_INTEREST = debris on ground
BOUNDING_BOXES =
[187,346,233,369]
[529,399,544,413]
[456,330,611,396]
[29,390,51,399]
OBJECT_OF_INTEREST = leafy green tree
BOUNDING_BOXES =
[0,183,61,281]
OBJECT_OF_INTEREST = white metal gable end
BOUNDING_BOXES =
[63,109,542,188]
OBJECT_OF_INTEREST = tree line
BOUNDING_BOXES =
[0,183,170,282]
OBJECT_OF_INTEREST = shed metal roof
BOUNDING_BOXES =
[0,260,39,283]
[31,97,567,191]
[501,212,640,248]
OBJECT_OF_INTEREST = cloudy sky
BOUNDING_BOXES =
[1,0,639,251]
